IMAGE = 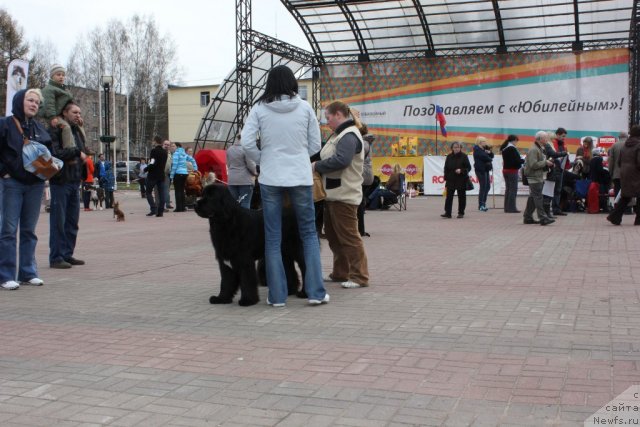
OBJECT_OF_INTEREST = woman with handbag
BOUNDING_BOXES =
[442,141,472,219]
[0,89,53,290]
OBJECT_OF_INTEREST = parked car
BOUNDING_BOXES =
[116,161,139,182]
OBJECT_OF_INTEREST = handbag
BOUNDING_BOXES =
[313,171,326,202]
[465,176,474,191]
[14,117,62,180]
[520,168,529,186]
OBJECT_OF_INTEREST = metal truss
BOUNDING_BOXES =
[631,0,640,126]
[236,0,252,133]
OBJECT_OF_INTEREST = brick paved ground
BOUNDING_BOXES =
[1,190,639,426]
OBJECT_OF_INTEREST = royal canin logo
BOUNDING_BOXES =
[405,164,417,175]
[381,164,392,175]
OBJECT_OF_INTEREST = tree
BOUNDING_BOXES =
[28,38,58,89]
[67,15,178,154]
[0,8,29,113]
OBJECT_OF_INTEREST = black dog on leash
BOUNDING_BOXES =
[195,183,305,306]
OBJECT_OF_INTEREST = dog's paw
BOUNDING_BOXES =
[296,290,308,299]
[238,298,258,307]
[210,295,233,304]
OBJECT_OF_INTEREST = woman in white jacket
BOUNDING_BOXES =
[241,65,328,307]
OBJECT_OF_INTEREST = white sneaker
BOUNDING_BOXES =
[323,275,335,282]
[341,281,362,289]
[21,278,44,286]
[266,298,286,308]
[1,281,20,290]
[308,293,330,306]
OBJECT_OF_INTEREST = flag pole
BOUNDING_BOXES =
[435,111,438,156]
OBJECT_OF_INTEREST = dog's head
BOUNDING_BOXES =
[195,183,236,219]
[113,201,119,209]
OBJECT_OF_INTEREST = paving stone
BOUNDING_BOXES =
[0,193,638,425]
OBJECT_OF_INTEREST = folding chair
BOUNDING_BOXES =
[390,173,407,211]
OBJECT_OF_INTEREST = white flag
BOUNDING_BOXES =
[5,59,30,116]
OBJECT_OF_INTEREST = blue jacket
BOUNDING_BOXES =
[100,161,116,191]
[0,89,52,184]
[170,147,196,179]
[473,144,494,174]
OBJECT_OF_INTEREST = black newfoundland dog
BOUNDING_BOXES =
[195,183,305,306]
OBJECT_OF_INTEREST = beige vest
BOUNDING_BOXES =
[320,125,364,205]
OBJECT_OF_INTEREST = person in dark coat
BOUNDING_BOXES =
[588,148,611,212]
[472,136,494,212]
[500,134,524,213]
[607,125,640,225]
[49,101,87,269]
[0,89,52,290]
[441,142,472,218]
[145,138,168,217]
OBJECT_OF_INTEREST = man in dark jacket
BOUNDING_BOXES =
[607,125,640,225]
[145,137,168,217]
[49,101,87,269]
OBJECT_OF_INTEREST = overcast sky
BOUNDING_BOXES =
[4,0,311,86]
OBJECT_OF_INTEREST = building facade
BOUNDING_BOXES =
[69,86,128,160]
[167,79,313,144]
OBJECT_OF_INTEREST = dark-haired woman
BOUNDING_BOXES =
[500,134,524,213]
[241,65,327,307]
[442,142,471,218]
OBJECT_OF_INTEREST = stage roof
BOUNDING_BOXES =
[283,0,636,63]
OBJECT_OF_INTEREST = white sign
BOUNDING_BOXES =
[5,59,29,116]
[422,155,529,196]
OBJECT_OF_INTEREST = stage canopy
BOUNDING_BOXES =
[195,0,639,150]
[283,0,634,62]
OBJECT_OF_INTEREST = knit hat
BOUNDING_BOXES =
[50,64,66,77]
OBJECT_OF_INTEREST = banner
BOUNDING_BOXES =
[321,49,629,154]
[5,59,29,116]
[423,155,529,196]
[371,156,423,183]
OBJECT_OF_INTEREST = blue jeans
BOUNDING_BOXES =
[477,170,490,208]
[260,184,325,304]
[0,177,45,282]
[228,184,254,209]
[49,182,81,264]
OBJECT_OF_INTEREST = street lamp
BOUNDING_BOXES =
[99,75,115,162]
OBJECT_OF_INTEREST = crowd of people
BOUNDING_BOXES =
[438,127,639,226]
[0,65,199,291]
[2,63,638,298]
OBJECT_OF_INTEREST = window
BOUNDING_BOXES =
[118,106,125,121]
[91,127,98,141]
[200,91,210,107]
[298,85,308,101]
[92,102,98,117]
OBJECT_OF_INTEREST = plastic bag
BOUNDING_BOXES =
[23,139,63,180]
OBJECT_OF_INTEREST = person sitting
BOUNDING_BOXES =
[589,148,611,212]
[367,164,402,210]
